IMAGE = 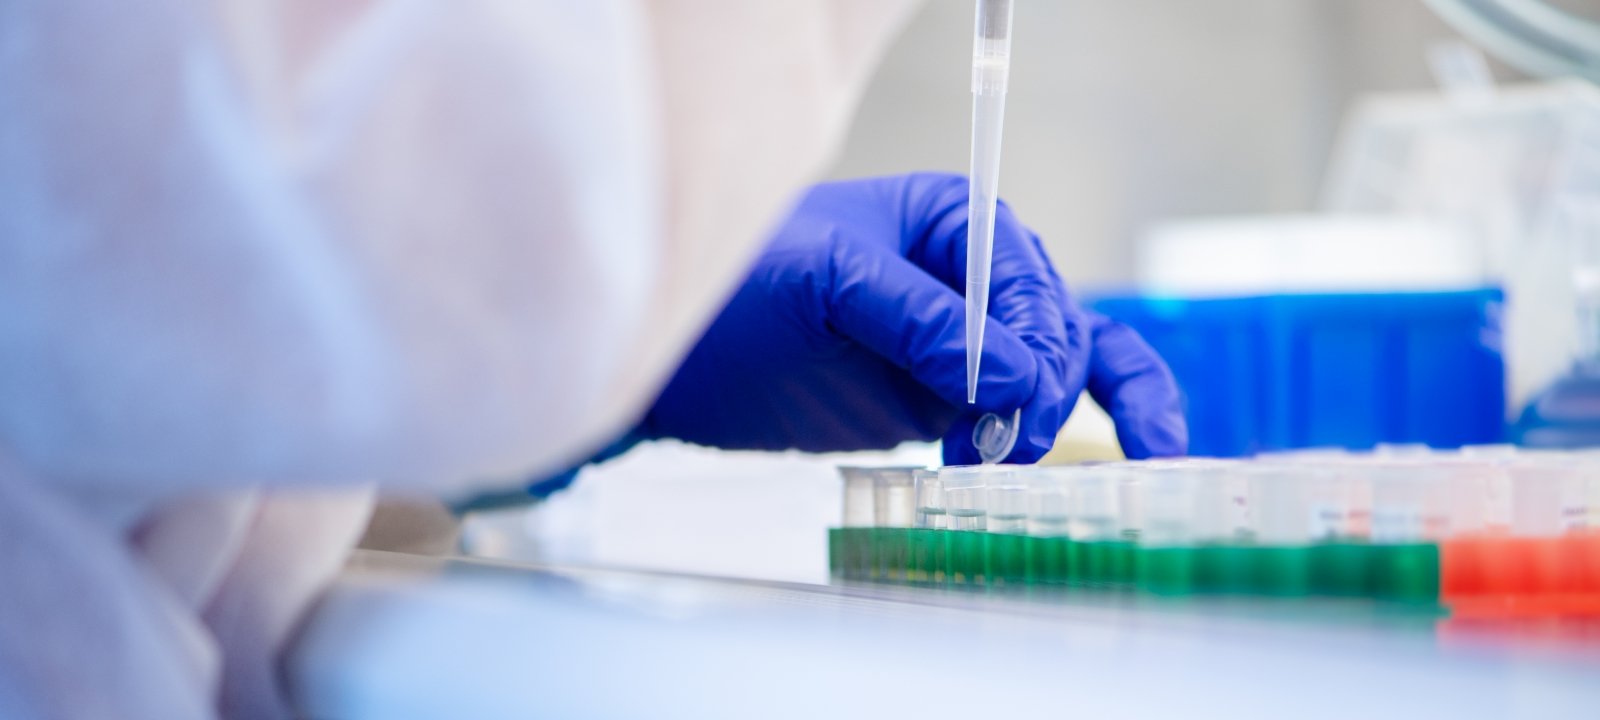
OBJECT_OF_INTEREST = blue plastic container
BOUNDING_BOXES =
[1089,289,1507,457]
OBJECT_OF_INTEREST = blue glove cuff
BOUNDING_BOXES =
[450,427,648,513]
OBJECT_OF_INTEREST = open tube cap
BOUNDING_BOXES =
[973,409,1022,464]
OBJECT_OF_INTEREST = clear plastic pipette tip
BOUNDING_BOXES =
[965,0,1013,405]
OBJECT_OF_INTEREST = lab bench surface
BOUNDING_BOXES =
[289,550,1600,720]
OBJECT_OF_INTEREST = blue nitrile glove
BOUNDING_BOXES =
[642,173,1186,464]
[461,429,647,510]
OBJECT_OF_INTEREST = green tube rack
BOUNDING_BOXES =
[831,450,1600,607]
[827,528,1441,603]
[827,457,1539,605]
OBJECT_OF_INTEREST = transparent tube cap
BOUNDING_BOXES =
[973,409,1021,464]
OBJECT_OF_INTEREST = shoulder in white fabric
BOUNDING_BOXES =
[0,0,921,495]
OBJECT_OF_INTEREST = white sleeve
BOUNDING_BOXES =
[0,0,918,496]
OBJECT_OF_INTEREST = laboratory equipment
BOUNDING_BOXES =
[830,449,1600,613]
[1323,79,1600,408]
[1090,289,1506,456]
[965,0,1015,404]
[1138,215,1482,295]
[832,466,923,582]
[1424,0,1600,83]
[1514,202,1600,447]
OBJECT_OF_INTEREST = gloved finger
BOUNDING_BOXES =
[1084,315,1188,460]
[939,393,1073,466]
[906,175,1074,368]
[1007,229,1093,462]
[824,235,1041,415]
[1022,227,1093,402]
[942,413,991,466]
[939,241,1089,467]
[901,175,1088,463]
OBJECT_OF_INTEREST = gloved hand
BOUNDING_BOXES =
[640,173,1186,464]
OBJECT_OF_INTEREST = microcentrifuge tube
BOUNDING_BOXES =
[914,469,947,530]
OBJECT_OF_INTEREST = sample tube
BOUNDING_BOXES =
[1190,461,1247,543]
[872,467,921,582]
[1136,466,1204,595]
[1368,463,1447,601]
[839,466,877,530]
[871,467,920,530]
[1336,457,1376,541]
[1510,457,1590,536]
[1027,468,1073,538]
[1026,468,1076,586]
[1454,458,1587,598]
[986,471,1029,585]
[986,474,1028,534]
[1139,467,1199,548]
[914,468,947,530]
[1370,463,1437,543]
[1460,449,1518,535]
[1068,468,1121,542]
[1247,464,1316,596]
[1441,459,1493,537]
[1260,452,1351,541]
[941,465,1005,585]
[911,468,948,585]
[1068,467,1129,589]
[941,466,994,531]
[836,467,878,581]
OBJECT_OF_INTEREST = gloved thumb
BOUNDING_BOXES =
[824,234,1042,415]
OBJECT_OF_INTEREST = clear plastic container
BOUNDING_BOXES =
[986,473,1028,535]
[964,0,1015,404]
[913,468,947,530]
[1068,468,1122,543]
[940,466,1000,532]
[1026,468,1072,538]
[839,466,878,529]
[871,467,919,530]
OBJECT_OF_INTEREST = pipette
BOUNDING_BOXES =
[966,0,1015,404]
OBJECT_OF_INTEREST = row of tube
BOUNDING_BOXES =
[841,446,1600,547]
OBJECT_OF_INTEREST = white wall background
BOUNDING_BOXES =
[827,0,1529,288]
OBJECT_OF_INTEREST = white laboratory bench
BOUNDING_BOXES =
[289,550,1600,720]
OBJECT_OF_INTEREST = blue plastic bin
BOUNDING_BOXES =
[1088,289,1507,457]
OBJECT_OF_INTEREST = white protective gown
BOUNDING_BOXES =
[0,1,920,717]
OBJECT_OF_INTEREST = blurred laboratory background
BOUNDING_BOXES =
[836,0,1600,424]
[835,0,1535,286]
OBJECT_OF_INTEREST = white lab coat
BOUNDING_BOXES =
[0,1,920,717]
